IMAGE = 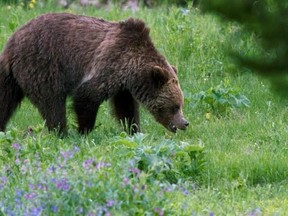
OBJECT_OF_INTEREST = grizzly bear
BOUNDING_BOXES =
[0,13,189,134]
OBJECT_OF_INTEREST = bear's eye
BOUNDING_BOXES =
[171,105,180,114]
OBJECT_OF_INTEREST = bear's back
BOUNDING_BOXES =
[4,13,119,92]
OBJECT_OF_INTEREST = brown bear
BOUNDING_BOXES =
[0,13,189,134]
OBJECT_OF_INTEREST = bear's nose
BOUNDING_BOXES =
[184,120,189,127]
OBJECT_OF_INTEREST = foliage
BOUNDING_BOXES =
[187,83,250,116]
[112,132,205,183]
[0,132,205,215]
[201,0,288,96]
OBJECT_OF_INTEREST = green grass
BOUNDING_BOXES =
[1,2,288,215]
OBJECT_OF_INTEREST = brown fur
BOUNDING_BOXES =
[0,13,188,134]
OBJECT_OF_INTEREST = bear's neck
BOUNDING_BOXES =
[126,74,157,108]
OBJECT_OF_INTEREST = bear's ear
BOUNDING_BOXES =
[151,66,169,86]
[120,18,150,38]
[171,65,178,74]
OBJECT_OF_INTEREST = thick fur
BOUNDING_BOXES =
[0,13,188,134]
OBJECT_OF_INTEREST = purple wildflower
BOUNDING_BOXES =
[87,181,93,188]
[35,183,47,191]
[24,207,42,216]
[77,207,83,214]
[106,200,115,208]
[59,146,80,162]
[132,185,139,193]
[120,177,131,189]
[14,197,21,204]
[182,188,189,196]
[129,167,140,176]
[74,146,80,152]
[154,208,164,216]
[36,183,42,190]
[95,206,109,216]
[12,143,21,150]
[24,192,37,199]
[95,162,110,169]
[248,208,261,216]
[29,183,35,190]
[83,159,94,169]
[55,178,70,191]
[61,150,74,162]
[122,177,130,185]
[31,207,42,216]
[41,203,46,209]
[0,176,7,189]
[164,186,173,193]
[83,159,111,170]
[15,158,21,165]
[4,207,16,216]
[48,165,56,173]
[1,176,7,183]
[20,164,27,174]
[51,205,59,213]
[15,189,23,197]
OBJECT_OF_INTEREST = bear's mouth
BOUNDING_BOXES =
[168,122,178,133]
[168,121,188,133]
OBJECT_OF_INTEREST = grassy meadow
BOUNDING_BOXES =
[1,2,288,215]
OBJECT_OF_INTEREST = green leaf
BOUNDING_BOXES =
[183,145,204,153]
[114,139,137,149]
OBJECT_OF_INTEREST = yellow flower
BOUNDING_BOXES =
[31,0,36,4]
[28,2,34,9]
[205,111,211,120]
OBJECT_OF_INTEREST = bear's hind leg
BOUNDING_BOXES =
[73,95,100,134]
[0,74,24,131]
[110,90,140,134]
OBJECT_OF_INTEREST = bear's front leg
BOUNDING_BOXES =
[110,90,140,134]
[73,94,100,135]
[30,96,67,135]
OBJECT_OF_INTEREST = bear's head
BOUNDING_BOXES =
[119,18,189,132]
[144,65,189,133]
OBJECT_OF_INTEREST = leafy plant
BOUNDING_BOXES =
[112,133,206,183]
[188,83,250,116]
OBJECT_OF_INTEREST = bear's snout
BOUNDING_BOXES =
[175,117,189,130]
[168,115,189,133]
[183,119,189,127]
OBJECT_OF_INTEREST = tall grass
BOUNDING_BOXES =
[0,2,288,215]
